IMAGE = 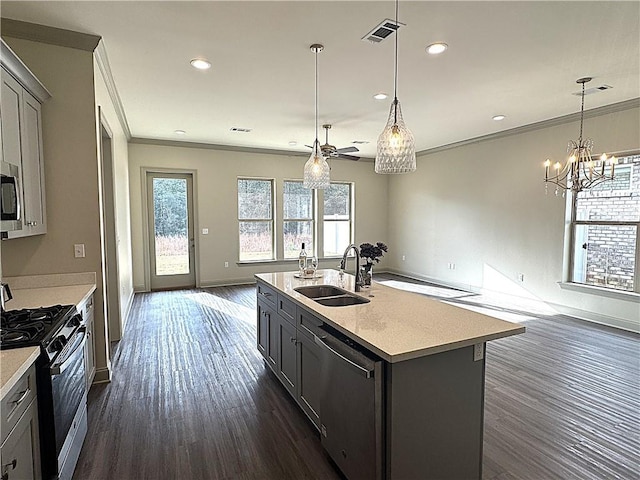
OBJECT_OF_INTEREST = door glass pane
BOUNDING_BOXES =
[239,221,273,261]
[324,221,350,257]
[572,224,636,292]
[284,221,313,259]
[153,177,189,276]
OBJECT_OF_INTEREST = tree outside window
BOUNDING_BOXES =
[283,181,314,258]
[238,178,274,261]
[323,183,353,257]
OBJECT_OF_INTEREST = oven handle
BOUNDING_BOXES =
[50,327,86,376]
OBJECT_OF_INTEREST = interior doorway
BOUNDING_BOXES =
[146,172,196,290]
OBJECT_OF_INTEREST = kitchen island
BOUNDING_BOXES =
[255,269,525,480]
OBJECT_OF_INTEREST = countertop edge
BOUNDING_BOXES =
[0,347,40,399]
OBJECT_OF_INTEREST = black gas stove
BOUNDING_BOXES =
[1,304,82,362]
[1,304,88,480]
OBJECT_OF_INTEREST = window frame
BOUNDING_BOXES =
[564,151,640,296]
[282,179,316,259]
[322,181,355,258]
[237,177,275,262]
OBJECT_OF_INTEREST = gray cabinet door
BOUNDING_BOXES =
[277,317,297,397]
[256,300,270,360]
[0,398,41,480]
[296,329,321,430]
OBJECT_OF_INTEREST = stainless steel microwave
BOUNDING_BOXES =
[1,162,22,236]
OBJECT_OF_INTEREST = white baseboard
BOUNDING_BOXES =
[93,366,112,384]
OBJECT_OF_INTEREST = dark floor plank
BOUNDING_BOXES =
[73,278,640,480]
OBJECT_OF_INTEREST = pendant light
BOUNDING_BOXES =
[304,44,331,189]
[375,0,416,174]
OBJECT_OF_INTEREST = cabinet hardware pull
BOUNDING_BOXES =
[259,291,272,297]
[290,337,298,344]
[11,388,29,406]
[1,459,17,479]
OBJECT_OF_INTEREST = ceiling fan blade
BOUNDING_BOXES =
[336,146,359,154]
[338,154,360,161]
[305,145,313,149]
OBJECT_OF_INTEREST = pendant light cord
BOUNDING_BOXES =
[578,81,585,143]
[393,0,399,124]
[315,48,319,148]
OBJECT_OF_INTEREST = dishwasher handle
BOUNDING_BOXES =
[315,335,374,379]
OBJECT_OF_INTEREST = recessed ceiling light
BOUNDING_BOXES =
[190,58,211,70]
[492,115,506,121]
[426,43,448,55]
[373,93,388,100]
[174,129,186,135]
[288,141,298,147]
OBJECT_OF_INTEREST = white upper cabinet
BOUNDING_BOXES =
[1,39,50,239]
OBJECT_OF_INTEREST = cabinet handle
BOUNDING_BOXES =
[26,221,37,227]
[11,388,29,407]
[290,337,298,345]
[259,291,272,297]
[2,459,17,480]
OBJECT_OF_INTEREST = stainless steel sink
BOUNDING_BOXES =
[295,285,370,307]
[315,296,370,307]
[295,285,348,299]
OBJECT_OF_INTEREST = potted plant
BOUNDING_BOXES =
[359,242,388,287]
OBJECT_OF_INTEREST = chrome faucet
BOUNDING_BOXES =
[340,244,364,292]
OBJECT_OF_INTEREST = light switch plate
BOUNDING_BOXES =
[74,244,85,258]
[202,228,209,235]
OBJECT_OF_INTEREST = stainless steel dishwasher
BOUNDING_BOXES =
[315,326,384,480]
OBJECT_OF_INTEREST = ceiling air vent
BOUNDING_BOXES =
[362,19,404,43]
[230,127,252,133]
[573,84,613,96]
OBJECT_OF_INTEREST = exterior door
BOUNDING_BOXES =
[147,172,196,290]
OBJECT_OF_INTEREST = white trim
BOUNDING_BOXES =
[558,282,640,302]
[94,40,131,140]
[547,300,639,333]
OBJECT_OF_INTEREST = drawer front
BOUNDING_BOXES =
[297,307,324,340]
[277,294,296,325]
[257,281,277,306]
[1,364,37,445]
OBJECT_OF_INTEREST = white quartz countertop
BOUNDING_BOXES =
[256,269,525,363]
[5,284,96,311]
[0,346,40,399]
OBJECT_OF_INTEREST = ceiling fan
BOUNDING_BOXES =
[307,124,360,161]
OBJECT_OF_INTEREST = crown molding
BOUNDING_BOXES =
[417,98,640,158]
[0,38,51,102]
[1,18,100,52]
[95,40,131,140]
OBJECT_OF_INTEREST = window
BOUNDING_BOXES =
[283,181,314,258]
[569,153,640,293]
[238,178,274,261]
[323,182,353,257]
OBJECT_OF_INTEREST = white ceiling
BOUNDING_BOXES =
[2,1,639,159]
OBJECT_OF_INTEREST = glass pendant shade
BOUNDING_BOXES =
[375,99,416,174]
[303,140,330,189]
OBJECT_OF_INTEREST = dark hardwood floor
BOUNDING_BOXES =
[73,277,639,480]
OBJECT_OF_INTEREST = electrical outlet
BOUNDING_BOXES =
[202,228,209,235]
[473,343,484,361]
[224,261,229,268]
[402,255,406,261]
[448,262,456,270]
[74,244,85,258]
[518,273,524,282]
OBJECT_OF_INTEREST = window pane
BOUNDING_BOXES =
[239,221,273,261]
[572,224,636,292]
[284,221,313,259]
[324,183,350,218]
[153,178,189,275]
[284,181,312,219]
[238,179,272,219]
[576,156,640,222]
[324,221,350,257]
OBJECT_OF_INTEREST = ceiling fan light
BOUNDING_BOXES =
[303,140,330,189]
[375,99,416,174]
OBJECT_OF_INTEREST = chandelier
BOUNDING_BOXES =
[544,77,617,195]
[303,44,331,189]
[375,0,416,174]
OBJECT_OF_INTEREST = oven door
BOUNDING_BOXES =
[49,327,86,456]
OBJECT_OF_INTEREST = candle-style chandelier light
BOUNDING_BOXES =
[544,77,617,195]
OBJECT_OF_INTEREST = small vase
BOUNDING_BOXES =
[361,264,373,288]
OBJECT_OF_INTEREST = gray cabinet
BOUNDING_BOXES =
[80,294,96,389]
[255,280,320,430]
[0,365,41,480]
[0,40,50,239]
